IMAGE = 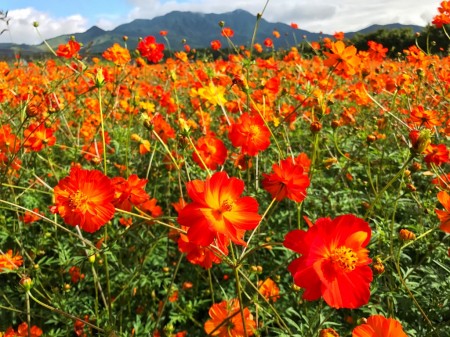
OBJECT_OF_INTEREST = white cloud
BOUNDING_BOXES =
[0,8,88,45]
[126,0,442,34]
[0,0,443,44]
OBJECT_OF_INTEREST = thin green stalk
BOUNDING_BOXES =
[103,225,113,324]
[231,246,249,337]
[153,253,184,336]
[27,291,104,333]
[208,269,215,304]
[240,197,277,260]
[364,154,414,220]
[238,269,292,335]
[98,87,108,174]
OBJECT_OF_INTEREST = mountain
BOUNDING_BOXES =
[346,23,423,37]
[0,10,424,58]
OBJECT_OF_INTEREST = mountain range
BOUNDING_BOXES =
[0,9,423,57]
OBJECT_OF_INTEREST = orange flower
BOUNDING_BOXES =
[15,322,43,337]
[290,23,299,29]
[433,1,450,28]
[177,171,261,247]
[253,43,263,53]
[192,134,228,170]
[409,105,441,129]
[68,266,84,283]
[0,250,23,271]
[23,123,56,152]
[56,40,81,59]
[228,113,271,156]
[204,299,256,337]
[211,40,221,51]
[436,191,450,233]
[323,41,360,77]
[352,315,408,337]
[264,38,274,48]
[424,144,449,166]
[221,27,234,38]
[284,214,373,309]
[52,167,116,233]
[102,43,131,66]
[262,156,310,202]
[137,36,164,63]
[111,174,150,212]
[177,226,227,269]
[258,277,280,302]
[333,31,345,40]
[19,208,42,224]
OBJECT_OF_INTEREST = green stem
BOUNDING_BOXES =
[364,154,414,220]
[27,291,104,332]
[231,246,248,337]
[98,87,108,175]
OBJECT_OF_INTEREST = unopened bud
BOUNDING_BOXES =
[20,277,33,291]
[409,129,431,154]
[372,258,385,275]
[399,228,416,241]
[319,328,340,337]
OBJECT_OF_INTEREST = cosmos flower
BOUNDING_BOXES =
[284,214,373,309]
[204,299,256,337]
[52,167,115,233]
[177,171,261,247]
[352,315,408,337]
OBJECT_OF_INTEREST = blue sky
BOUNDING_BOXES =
[0,0,442,44]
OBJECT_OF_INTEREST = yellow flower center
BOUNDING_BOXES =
[219,200,233,213]
[330,246,358,272]
[69,190,89,212]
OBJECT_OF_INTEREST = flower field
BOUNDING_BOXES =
[0,2,449,337]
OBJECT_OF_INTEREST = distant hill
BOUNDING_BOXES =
[346,23,423,37]
[0,10,424,58]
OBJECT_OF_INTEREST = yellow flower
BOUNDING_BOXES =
[196,82,227,106]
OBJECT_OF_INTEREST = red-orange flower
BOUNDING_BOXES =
[323,41,360,77]
[56,40,81,59]
[221,27,234,38]
[102,43,131,66]
[177,171,261,247]
[352,315,408,337]
[284,214,373,309]
[211,40,222,51]
[23,123,56,152]
[15,322,43,337]
[436,191,450,233]
[137,36,164,63]
[204,299,256,337]
[228,113,271,156]
[111,174,150,212]
[19,208,42,224]
[424,144,449,166]
[262,156,310,202]
[178,226,228,269]
[192,134,228,170]
[52,167,115,233]
[258,277,280,302]
[0,250,23,271]
[264,38,274,48]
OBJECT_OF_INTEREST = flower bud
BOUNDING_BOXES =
[409,129,431,154]
[319,328,340,337]
[20,277,33,291]
[372,258,385,275]
[399,228,416,241]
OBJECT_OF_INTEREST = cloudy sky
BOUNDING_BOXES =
[0,0,442,44]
